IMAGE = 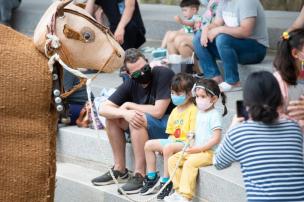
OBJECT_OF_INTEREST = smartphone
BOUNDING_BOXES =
[236,100,249,120]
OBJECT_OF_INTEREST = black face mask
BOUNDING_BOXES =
[131,65,153,84]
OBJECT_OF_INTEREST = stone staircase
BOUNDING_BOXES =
[10,0,299,201]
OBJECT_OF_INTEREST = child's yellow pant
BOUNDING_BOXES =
[168,150,213,200]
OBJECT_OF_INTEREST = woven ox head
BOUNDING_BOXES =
[33,0,124,73]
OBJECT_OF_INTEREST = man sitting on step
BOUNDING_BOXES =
[91,48,175,194]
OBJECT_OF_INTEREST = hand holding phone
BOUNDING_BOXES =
[236,100,249,120]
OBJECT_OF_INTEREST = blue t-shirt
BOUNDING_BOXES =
[215,119,304,201]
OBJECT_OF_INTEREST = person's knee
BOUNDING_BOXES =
[215,34,232,48]
[144,140,154,151]
[167,31,176,42]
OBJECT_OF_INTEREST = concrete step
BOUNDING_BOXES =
[56,133,246,202]
[11,0,53,35]
[55,162,159,202]
[11,1,298,50]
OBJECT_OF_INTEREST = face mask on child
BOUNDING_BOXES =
[196,97,213,111]
[199,0,209,6]
[171,94,187,106]
[297,52,304,79]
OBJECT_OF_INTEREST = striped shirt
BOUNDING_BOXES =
[215,119,304,202]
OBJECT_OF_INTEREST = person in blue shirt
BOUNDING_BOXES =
[215,71,304,202]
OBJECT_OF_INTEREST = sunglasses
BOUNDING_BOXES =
[131,64,151,79]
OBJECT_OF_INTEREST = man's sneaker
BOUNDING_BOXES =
[118,173,144,195]
[157,181,173,200]
[91,168,129,186]
[140,173,160,196]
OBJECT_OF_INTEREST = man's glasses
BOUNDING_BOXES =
[131,64,151,79]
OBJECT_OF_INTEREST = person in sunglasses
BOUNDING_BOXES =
[91,48,175,194]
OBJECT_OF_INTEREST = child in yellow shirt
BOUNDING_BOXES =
[140,73,197,200]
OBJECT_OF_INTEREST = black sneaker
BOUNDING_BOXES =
[157,181,173,200]
[118,173,144,195]
[91,168,129,186]
[140,173,160,196]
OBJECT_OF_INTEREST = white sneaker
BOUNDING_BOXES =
[176,196,192,202]
[164,192,183,202]
[219,82,242,92]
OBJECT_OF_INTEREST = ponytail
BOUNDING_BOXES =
[274,29,304,85]
[220,92,227,116]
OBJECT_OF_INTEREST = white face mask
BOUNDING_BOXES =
[196,97,213,111]
[199,0,209,6]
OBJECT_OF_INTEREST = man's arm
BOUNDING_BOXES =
[289,6,304,31]
[115,0,136,44]
[121,99,171,119]
[201,17,224,46]
[208,17,256,42]
[100,100,146,129]
[99,100,127,119]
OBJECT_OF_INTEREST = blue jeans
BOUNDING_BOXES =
[193,32,267,83]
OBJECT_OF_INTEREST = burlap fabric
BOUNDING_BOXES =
[0,25,57,202]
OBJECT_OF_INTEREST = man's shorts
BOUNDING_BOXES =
[124,113,169,142]
[146,113,169,139]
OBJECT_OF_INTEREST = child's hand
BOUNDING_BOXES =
[174,16,182,24]
[186,147,201,154]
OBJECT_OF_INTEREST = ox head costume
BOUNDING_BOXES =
[0,0,124,201]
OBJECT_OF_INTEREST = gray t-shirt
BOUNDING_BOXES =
[217,0,269,47]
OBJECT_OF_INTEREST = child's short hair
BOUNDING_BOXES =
[171,73,195,94]
[180,0,201,10]
[243,71,283,124]
[194,78,227,116]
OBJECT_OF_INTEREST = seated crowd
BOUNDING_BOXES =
[65,0,304,201]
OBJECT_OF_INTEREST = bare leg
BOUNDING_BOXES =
[144,140,164,173]
[174,33,194,58]
[129,122,149,176]
[162,143,184,177]
[161,31,170,49]
[166,30,183,55]
[106,118,128,172]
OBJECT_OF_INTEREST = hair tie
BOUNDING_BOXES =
[281,31,290,40]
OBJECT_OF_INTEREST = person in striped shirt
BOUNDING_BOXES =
[215,71,304,201]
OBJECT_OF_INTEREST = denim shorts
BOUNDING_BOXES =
[124,114,169,142]
[146,113,169,139]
